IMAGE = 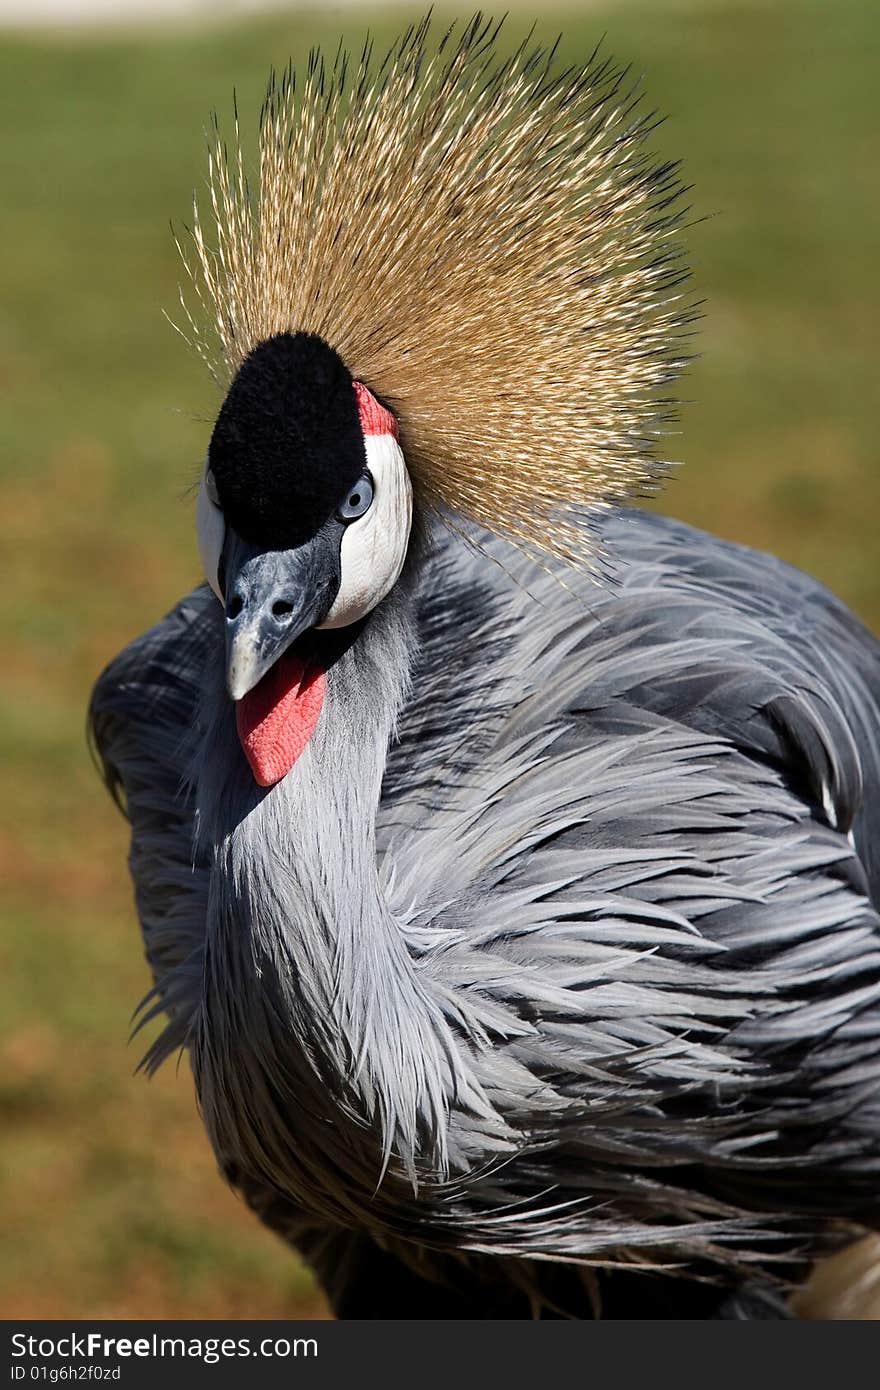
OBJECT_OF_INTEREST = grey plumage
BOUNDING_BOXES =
[90,506,880,1317]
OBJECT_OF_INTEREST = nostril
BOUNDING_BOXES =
[226,594,244,621]
[272,600,294,619]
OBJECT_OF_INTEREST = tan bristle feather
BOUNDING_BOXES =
[181,13,694,567]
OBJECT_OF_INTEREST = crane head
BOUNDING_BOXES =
[196,330,412,787]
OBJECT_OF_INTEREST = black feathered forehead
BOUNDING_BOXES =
[208,332,367,549]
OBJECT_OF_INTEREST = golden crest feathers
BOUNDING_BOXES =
[181,13,693,566]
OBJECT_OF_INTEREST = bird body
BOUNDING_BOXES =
[91,509,880,1316]
[89,16,880,1316]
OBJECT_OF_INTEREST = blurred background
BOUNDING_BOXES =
[0,0,877,1319]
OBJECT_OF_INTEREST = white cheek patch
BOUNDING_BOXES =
[195,464,226,601]
[319,433,412,629]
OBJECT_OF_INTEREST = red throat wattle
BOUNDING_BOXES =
[235,650,326,787]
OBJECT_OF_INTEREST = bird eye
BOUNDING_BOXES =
[337,471,374,522]
[205,467,221,508]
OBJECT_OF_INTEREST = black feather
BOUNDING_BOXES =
[208,332,366,549]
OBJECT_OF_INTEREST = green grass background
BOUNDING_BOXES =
[0,0,877,1317]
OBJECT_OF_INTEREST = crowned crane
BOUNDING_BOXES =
[89,17,880,1319]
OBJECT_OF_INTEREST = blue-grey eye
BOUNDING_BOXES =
[337,471,374,522]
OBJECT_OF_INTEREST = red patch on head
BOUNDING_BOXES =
[354,381,399,439]
[235,649,326,787]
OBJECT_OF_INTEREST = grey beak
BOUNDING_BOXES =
[222,524,342,701]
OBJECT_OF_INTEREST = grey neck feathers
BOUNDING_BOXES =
[191,567,478,1200]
